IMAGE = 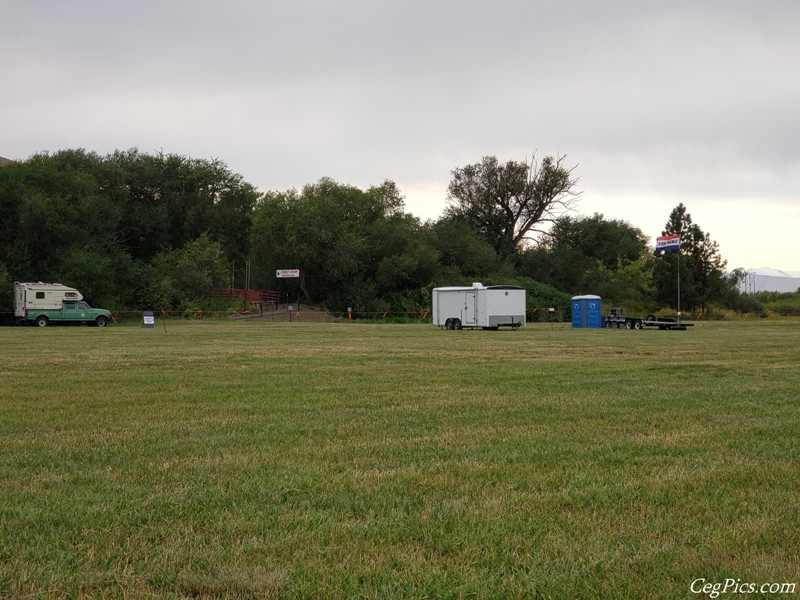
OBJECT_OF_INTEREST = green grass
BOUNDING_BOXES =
[1,319,799,599]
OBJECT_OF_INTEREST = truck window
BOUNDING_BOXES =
[78,302,88,310]
[64,302,76,310]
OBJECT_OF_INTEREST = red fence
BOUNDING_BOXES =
[211,288,281,304]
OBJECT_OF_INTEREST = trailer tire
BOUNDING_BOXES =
[35,316,48,327]
[95,316,108,327]
[452,319,462,330]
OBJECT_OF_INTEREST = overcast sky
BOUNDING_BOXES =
[2,0,798,272]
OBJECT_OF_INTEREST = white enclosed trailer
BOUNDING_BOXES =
[432,283,526,330]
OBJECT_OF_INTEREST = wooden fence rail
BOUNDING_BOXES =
[211,288,281,304]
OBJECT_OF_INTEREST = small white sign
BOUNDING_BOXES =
[276,269,300,278]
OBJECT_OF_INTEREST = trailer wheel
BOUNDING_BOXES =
[445,319,453,329]
[35,316,48,327]
[452,319,462,330]
[634,320,642,330]
[95,316,108,327]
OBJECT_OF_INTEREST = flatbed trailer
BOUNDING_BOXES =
[603,307,693,330]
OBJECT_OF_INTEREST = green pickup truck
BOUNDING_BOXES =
[14,281,113,327]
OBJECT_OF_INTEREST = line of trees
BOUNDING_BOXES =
[0,148,757,317]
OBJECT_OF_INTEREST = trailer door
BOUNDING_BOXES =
[464,290,477,326]
[14,285,26,318]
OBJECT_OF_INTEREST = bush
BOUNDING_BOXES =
[0,263,12,314]
[753,291,800,316]
[725,292,767,316]
[766,298,800,316]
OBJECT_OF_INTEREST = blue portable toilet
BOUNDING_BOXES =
[571,295,602,328]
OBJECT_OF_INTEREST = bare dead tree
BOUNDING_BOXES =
[446,153,581,257]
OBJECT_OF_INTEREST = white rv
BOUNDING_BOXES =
[432,283,526,330]
[13,281,112,327]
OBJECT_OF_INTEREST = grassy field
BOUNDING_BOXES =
[1,319,799,599]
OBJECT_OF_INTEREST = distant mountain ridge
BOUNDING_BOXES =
[742,267,800,293]
[749,267,800,278]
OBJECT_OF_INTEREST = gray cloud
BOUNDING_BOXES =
[2,0,798,268]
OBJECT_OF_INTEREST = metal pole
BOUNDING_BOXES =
[677,249,681,324]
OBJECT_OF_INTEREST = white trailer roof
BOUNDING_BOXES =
[434,283,524,292]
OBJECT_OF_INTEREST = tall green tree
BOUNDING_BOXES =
[0,149,258,308]
[147,233,230,308]
[368,212,439,297]
[654,203,696,311]
[429,216,502,281]
[580,258,655,310]
[522,213,650,297]
[108,149,258,266]
[0,150,125,301]
[654,203,729,313]
[446,154,580,258]
[250,178,435,311]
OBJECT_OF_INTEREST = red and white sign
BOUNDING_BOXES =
[276,269,300,278]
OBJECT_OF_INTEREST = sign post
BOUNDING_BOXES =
[277,269,301,315]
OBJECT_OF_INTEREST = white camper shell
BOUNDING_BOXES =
[432,283,526,330]
[14,282,83,317]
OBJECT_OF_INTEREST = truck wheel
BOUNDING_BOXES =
[95,316,108,327]
[36,316,48,327]
[634,320,642,330]
[625,320,633,329]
